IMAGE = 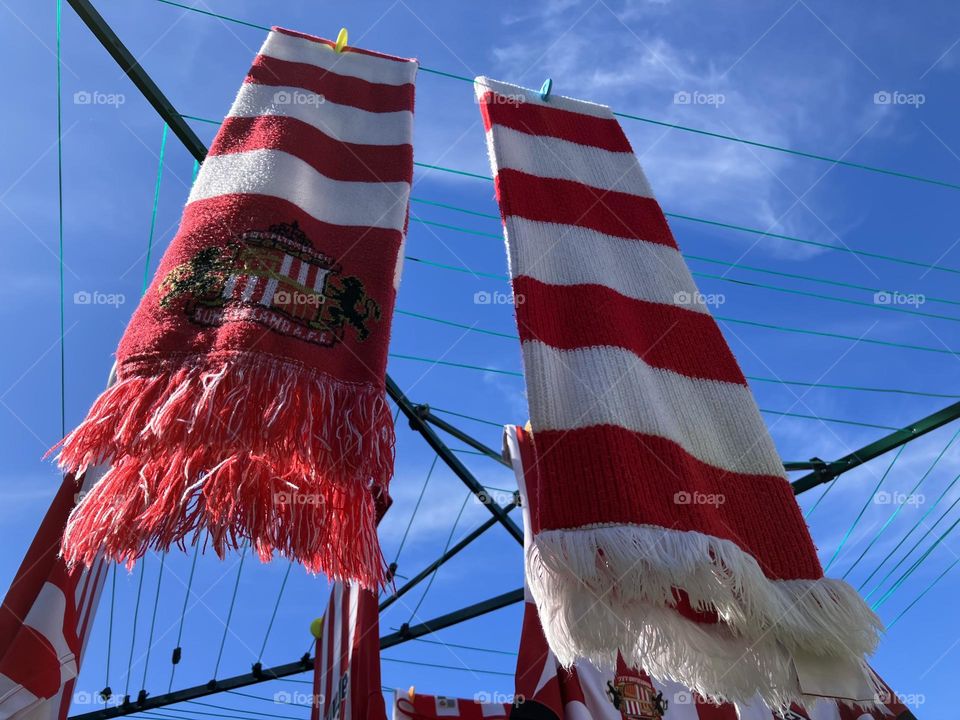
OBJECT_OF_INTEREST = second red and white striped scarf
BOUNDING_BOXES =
[477,77,880,708]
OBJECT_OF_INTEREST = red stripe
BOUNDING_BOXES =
[323,590,335,718]
[532,425,822,581]
[209,116,413,184]
[181,194,403,252]
[513,276,745,385]
[246,54,414,114]
[272,27,416,64]
[310,637,321,720]
[694,699,740,719]
[479,91,631,153]
[496,169,677,248]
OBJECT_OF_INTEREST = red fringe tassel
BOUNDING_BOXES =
[53,353,393,589]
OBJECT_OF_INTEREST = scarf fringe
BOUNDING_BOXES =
[526,524,883,708]
[53,353,394,588]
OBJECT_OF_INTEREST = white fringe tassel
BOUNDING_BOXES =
[526,523,884,709]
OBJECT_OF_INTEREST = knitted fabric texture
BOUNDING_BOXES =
[54,28,418,589]
[503,424,911,720]
[477,77,881,707]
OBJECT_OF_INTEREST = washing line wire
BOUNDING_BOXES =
[406,635,518,656]
[823,444,906,573]
[179,107,960,282]
[395,301,960,361]
[887,558,959,629]
[397,356,959,431]
[256,560,293,663]
[124,556,148,698]
[55,0,65,439]
[407,491,472,622]
[143,123,168,293]
[144,0,960,193]
[404,208,960,321]
[865,478,960,603]
[803,476,839,520]
[842,427,960,582]
[139,552,166,691]
[104,565,116,698]
[874,513,960,610]
[381,655,513,677]
[392,455,439,568]
[861,469,960,598]
[168,543,200,692]
[409,195,960,307]
[213,545,248,679]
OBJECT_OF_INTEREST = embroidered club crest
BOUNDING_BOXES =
[606,674,666,720]
[159,220,381,347]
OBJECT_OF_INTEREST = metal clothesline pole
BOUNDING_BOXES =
[67,589,525,720]
[791,401,960,494]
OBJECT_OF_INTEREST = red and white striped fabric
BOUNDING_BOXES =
[56,29,417,589]
[499,426,918,720]
[311,581,387,720]
[476,77,881,708]
[392,693,510,720]
[0,469,108,720]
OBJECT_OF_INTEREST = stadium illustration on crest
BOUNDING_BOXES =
[159,220,381,347]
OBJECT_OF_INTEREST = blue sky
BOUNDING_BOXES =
[3,0,960,716]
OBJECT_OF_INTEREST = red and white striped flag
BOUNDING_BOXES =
[0,469,109,720]
[476,75,881,707]
[311,582,387,720]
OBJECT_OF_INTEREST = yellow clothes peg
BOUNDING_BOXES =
[335,27,348,53]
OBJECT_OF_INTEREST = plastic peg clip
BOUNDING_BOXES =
[539,78,553,101]
[335,28,348,53]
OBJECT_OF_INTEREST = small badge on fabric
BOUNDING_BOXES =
[159,220,381,347]
[606,674,666,720]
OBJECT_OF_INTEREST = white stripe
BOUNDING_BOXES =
[73,567,89,610]
[260,254,292,306]
[296,259,309,286]
[240,275,259,302]
[222,275,238,299]
[806,700,842,720]
[260,31,417,87]
[487,126,653,197]
[474,75,613,119]
[0,675,41,720]
[392,235,406,290]
[312,267,331,293]
[522,341,785,477]
[343,585,359,720]
[190,149,410,232]
[731,695,773,719]
[23,584,76,676]
[228,82,414,147]
[504,217,708,314]
[77,559,108,651]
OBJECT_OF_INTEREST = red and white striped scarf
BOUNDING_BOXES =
[56,29,417,589]
[477,77,880,707]
[502,424,914,720]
